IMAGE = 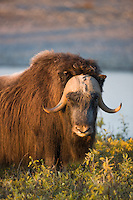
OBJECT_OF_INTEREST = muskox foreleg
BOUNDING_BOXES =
[43,129,61,168]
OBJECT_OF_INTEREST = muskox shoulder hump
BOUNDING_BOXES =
[30,50,55,65]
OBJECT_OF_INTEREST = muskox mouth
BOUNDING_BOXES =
[72,126,93,137]
[75,131,91,138]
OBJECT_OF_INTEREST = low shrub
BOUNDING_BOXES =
[0,117,133,199]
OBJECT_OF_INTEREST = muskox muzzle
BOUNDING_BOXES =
[43,75,122,137]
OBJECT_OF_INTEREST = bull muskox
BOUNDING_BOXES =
[0,50,122,167]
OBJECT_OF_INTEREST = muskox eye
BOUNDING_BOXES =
[91,93,95,98]
[67,96,74,103]
[63,71,68,75]
[91,93,99,99]
[94,94,99,103]
[67,92,76,104]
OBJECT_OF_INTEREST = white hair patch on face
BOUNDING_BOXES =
[82,82,88,93]
[85,84,88,92]
[82,75,88,81]
[79,75,93,94]
[80,75,89,93]
[79,75,101,95]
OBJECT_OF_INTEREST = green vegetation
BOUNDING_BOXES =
[0,117,133,200]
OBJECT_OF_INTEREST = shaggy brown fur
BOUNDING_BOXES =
[0,73,22,90]
[0,51,105,167]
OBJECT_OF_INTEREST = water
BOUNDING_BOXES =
[98,71,133,138]
[0,67,132,138]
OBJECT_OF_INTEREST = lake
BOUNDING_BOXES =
[98,70,133,138]
[0,67,132,138]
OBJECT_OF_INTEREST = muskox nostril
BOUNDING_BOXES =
[75,125,90,133]
[75,126,81,132]
[72,125,93,137]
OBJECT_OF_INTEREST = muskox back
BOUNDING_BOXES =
[0,51,104,167]
[0,72,22,90]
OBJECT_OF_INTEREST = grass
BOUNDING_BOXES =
[0,116,133,199]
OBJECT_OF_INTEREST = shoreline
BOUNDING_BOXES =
[0,0,133,70]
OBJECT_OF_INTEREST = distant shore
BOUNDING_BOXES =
[0,0,133,71]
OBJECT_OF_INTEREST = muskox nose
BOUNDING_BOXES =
[75,125,89,133]
[73,125,93,137]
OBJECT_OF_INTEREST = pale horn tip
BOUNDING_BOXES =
[42,106,51,113]
[115,103,122,112]
[42,101,66,113]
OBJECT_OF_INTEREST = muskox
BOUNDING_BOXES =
[0,51,122,167]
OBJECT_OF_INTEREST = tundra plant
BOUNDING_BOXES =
[0,117,132,199]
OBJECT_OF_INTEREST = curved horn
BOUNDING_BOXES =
[43,94,67,113]
[99,95,122,113]
[43,75,81,113]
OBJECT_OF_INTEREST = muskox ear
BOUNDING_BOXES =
[58,71,68,86]
[98,74,107,80]
[98,75,107,91]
